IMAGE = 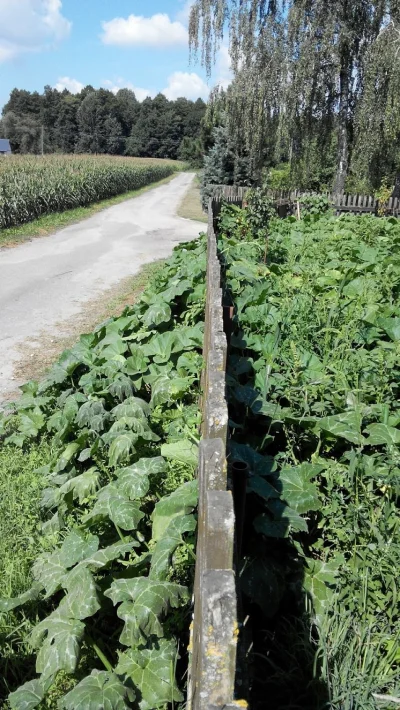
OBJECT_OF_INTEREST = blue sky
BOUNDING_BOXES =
[0,0,232,109]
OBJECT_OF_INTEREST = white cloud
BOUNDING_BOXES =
[102,79,154,102]
[55,76,84,93]
[162,71,209,101]
[101,13,187,48]
[0,0,71,63]
[176,0,194,25]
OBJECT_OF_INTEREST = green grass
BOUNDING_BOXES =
[0,173,178,248]
[0,439,53,703]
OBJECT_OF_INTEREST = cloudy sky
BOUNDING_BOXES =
[0,0,232,108]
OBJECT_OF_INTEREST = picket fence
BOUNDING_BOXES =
[210,184,400,216]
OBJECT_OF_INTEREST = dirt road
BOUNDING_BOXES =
[0,172,202,404]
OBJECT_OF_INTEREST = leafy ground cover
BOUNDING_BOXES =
[0,235,206,709]
[0,156,182,231]
[219,204,400,708]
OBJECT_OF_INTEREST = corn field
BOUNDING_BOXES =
[0,155,181,230]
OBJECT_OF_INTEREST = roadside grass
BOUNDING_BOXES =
[0,439,52,701]
[177,175,207,223]
[0,173,178,249]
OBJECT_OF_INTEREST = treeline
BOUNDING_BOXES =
[0,86,206,161]
[190,0,400,193]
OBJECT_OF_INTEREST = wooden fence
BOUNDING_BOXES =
[187,202,246,710]
[210,184,400,217]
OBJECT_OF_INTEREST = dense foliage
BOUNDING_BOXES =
[190,0,400,192]
[0,155,180,230]
[0,236,206,709]
[0,87,206,161]
[218,203,400,707]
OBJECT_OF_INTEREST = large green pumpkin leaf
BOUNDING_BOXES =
[0,584,42,614]
[111,397,150,420]
[32,553,66,598]
[59,468,102,504]
[104,578,189,646]
[81,541,138,571]
[161,440,198,467]
[61,567,100,620]
[59,531,99,568]
[317,411,364,445]
[84,484,144,531]
[60,670,134,710]
[108,432,137,467]
[150,375,192,407]
[31,610,85,679]
[152,480,198,541]
[364,423,400,446]
[303,557,341,622]
[116,639,183,710]
[150,515,197,580]
[116,456,166,500]
[142,301,171,328]
[9,678,51,710]
[278,463,321,514]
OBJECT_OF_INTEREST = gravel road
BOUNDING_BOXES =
[0,172,202,403]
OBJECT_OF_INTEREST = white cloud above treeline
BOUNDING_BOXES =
[101,13,188,48]
[162,72,209,101]
[0,0,71,62]
[55,76,84,93]
[53,73,210,102]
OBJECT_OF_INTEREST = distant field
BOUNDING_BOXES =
[0,155,184,230]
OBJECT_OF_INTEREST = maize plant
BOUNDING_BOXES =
[0,155,180,229]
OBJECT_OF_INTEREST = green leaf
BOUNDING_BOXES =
[116,639,183,710]
[253,515,292,539]
[81,541,138,571]
[378,316,400,342]
[303,558,340,622]
[112,397,150,420]
[0,584,42,613]
[108,433,137,467]
[364,423,400,446]
[18,412,45,439]
[32,553,66,598]
[105,578,189,646]
[59,468,102,504]
[84,484,144,531]
[116,456,166,500]
[59,531,99,568]
[9,679,48,710]
[161,440,198,467]
[142,301,171,327]
[150,375,192,407]
[61,567,100,620]
[55,442,80,472]
[152,480,198,541]
[150,515,197,580]
[229,442,277,477]
[278,463,321,514]
[31,609,85,678]
[247,475,280,502]
[60,670,134,710]
[318,411,364,445]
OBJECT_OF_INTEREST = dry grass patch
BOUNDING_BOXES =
[177,176,207,223]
